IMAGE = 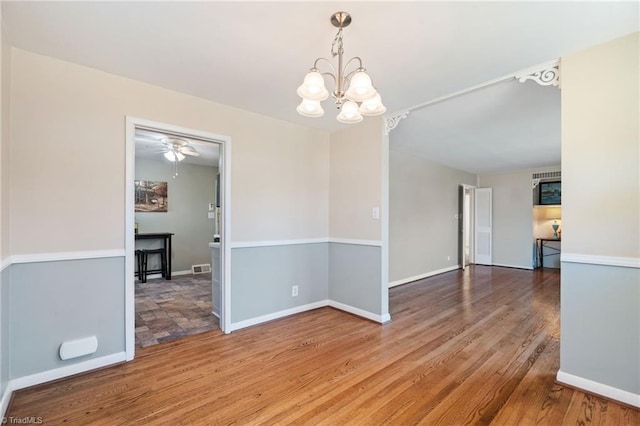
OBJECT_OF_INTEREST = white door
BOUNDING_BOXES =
[474,187,492,265]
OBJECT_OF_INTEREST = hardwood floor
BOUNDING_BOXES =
[8,266,639,425]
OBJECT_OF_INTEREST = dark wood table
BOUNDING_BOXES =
[536,238,561,268]
[135,232,174,279]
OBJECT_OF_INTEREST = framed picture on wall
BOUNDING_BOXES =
[135,180,168,212]
[539,181,561,205]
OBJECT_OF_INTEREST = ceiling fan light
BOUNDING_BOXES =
[359,93,386,116]
[337,100,363,123]
[297,99,325,118]
[345,71,377,102]
[297,71,329,101]
[175,152,186,161]
[164,151,177,162]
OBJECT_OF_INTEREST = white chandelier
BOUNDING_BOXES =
[296,11,385,124]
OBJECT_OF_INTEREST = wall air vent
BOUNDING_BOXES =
[532,171,561,180]
[192,264,211,274]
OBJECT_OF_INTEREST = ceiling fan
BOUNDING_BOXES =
[161,137,200,162]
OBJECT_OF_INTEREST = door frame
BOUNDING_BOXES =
[124,117,233,361]
[459,184,476,269]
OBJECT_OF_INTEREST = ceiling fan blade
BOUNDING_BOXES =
[181,149,200,157]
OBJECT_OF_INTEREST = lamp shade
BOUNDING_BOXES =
[297,71,329,101]
[359,93,386,116]
[297,99,325,118]
[544,207,562,220]
[344,71,377,102]
[337,100,363,123]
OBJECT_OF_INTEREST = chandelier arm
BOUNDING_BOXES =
[343,56,364,73]
[312,57,337,75]
[321,72,337,85]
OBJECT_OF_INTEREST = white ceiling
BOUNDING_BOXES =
[2,1,638,174]
[135,129,220,167]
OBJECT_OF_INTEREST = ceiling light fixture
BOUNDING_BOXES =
[296,11,385,124]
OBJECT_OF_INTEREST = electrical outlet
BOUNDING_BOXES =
[447,256,451,261]
[292,285,298,297]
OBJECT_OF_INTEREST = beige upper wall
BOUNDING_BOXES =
[9,49,329,255]
[390,149,476,281]
[329,118,384,241]
[561,32,639,257]
[1,19,10,260]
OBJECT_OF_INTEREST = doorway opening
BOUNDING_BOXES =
[458,184,476,269]
[125,117,232,360]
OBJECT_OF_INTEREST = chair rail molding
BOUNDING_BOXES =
[516,60,560,88]
[384,111,410,134]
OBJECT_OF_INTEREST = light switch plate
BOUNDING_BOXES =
[372,207,380,220]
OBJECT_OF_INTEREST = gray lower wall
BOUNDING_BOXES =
[9,258,125,379]
[329,243,382,315]
[560,262,640,394]
[230,243,329,323]
[1,266,8,396]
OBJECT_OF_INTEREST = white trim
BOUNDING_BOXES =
[231,238,328,249]
[328,300,391,323]
[2,352,127,417]
[556,370,640,408]
[228,300,329,332]
[390,59,560,116]
[0,257,9,272]
[330,238,382,247]
[228,298,391,332]
[0,381,15,419]
[125,117,234,355]
[10,352,126,391]
[172,269,193,277]
[229,238,384,249]
[8,249,125,265]
[492,263,535,271]
[389,265,460,288]
[561,253,640,269]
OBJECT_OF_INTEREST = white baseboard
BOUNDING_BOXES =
[556,370,640,408]
[328,300,391,323]
[389,265,460,288]
[492,263,535,270]
[229,298,391,332]
[10,352,126,391]
[0,381,15,419]
[1,352,126,418]
[229,300,329,332]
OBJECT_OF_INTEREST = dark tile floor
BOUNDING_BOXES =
[135,273,219,349]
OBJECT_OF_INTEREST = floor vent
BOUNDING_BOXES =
[192,264,211,274]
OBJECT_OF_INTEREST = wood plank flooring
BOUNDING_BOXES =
[8,266,639,425]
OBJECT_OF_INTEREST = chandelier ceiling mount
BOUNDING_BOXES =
[296,11,385,124]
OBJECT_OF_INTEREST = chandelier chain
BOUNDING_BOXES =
[331,28,344,58]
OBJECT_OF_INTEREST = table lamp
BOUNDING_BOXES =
[545,207,562,239]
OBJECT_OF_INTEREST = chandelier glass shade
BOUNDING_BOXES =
[296,11,385,123]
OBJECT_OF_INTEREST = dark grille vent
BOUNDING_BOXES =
[532,171,561,180]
